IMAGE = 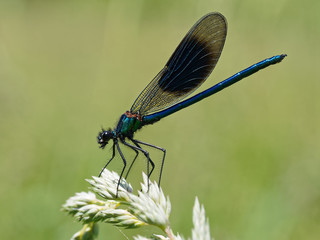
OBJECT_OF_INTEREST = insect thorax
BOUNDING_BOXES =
[116,111,143,137]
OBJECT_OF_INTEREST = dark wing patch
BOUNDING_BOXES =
[131,12,227,116]
[160,35,214,93]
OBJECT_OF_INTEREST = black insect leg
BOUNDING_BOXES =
[122,139,155,191]
[131,139,166,187]
[99,141,116,177]
[124,146,139,179]
[115,140,127,197]
[130,140,156,179]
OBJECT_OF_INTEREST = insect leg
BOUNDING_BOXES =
[129,139,156,179]
[131,139,166,187]
[124,146,139,179]
[115,140,127,197]
[122,139,154,191]
[99,141,116,177]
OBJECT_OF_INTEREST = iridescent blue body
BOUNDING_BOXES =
[97,12,286,193]
[116,111,143,137]
[143,54,286,124]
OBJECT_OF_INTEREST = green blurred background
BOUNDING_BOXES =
[0,0,319,239]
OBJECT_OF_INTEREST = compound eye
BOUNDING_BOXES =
[103,131,113,141]
[97,130,113,148]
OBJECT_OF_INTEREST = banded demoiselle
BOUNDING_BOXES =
[97,12,286,191]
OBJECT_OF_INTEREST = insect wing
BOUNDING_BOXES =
[131,12,227,116]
